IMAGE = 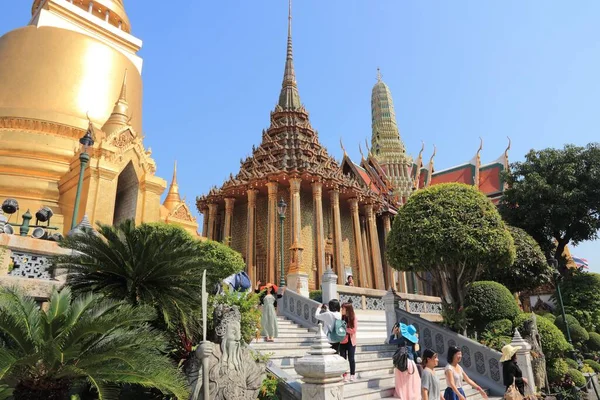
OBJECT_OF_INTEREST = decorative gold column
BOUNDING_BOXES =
[201,206,209,237]
[349,198,368,288]
[266,182,278,284]
[207,203,218,240]
[246,189,258,285]
[360,216,373,288]
[312,181,325,288]
[330,188,344,283]
[288,177,307,295]
[382,213,397,291]
[366,204,384,290]
[223,198,235,246]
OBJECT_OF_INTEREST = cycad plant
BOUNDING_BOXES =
[0,287,188,400]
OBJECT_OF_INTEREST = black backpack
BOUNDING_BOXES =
[393,346,415,374]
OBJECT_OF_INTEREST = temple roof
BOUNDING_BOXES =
[197,1,382,210]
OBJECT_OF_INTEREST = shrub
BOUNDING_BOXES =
[565,358,579,370]
[587,333,600,352]
[542,313,556,323]
[547,359,569,383]
[568,324,590,344]
[554,314,581,332]
[584,359,600,373]
[309,290,322,304]
[514,313,571,359]
[485,319,513,337]
[465,281,520,331]
[208,287,261,344]
[258,373,280,400]
[581,364,594,374]
[566,369,586,388]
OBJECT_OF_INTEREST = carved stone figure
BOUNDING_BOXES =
[189,305,266,400]
[523,313,547,390]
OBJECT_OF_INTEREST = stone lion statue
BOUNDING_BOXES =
[189,304,266,400]
[523,313,547,391]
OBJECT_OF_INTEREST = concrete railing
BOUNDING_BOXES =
[339,284,442,317]
[0,235,68,299]
[383,289,505,396]
[280,288,320,329]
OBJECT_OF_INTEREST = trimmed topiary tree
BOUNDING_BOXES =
[465,281,520,332]
[547,359,569,384]
[481,226,553,293]
[485,319,514,337]
[514,313,571,359]
[568,324,590,344]
[584,359,600,373]
[554,314,580,332]
[566,369,586,388]
[587,332,600,352]
[386,183,515,332]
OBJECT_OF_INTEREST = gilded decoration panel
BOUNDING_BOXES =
[230,201,247,257]
[255,197,269,282]
[322,197,332,241]
[300,190,315,289]
[340,206,356,278]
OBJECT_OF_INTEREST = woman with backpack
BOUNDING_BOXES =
[315,299,343,353]
[390,322,421,400]
[340,302,357,382]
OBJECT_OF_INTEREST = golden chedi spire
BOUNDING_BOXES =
[102,70,131,135]
[278,0,302,110]
[163,161,182,212]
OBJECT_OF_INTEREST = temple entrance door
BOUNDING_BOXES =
[112,161,139,225]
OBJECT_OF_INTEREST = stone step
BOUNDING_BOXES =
[270,349,398,365]
[343,383,487,400]
[250,341,395,352]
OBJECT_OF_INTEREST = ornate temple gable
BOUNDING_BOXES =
[171,203,196,222]
[95,125,156,175]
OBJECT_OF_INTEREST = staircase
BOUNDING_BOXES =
[250,316,502,400]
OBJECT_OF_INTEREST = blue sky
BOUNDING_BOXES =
[1,1,599,271]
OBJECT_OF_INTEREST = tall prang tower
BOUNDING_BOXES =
[370,69,413,201]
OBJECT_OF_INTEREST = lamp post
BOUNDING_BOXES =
[550,258,573,345]
[70,128,95,230]
[278,198,287,289]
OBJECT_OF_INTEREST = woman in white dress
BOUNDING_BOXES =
[255,281,282,342]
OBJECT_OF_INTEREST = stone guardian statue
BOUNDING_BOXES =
[189,304,266,400]
[523,313,547,391]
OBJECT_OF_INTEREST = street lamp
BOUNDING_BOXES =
[70,126,95,230]
[278,198,287,289]
[550,258,573,345]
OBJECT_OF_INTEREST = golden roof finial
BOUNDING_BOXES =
[359,143,365,161]
[477,137,483,159]
[119,69,128,103]
[102,70,131,134]
[340,137,347,157]
[163,160,182,212]
[364,139,371,156]
[505,136,511,159]
[377,67,382,82]
[278,0,301,109]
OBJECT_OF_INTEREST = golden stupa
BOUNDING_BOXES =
[0,0,198,235]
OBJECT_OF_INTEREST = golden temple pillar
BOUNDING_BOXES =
[360,216,373,288]
[266,182,278,284]
[330,188,344,283]
[288,177,307,296]
[382,213,397,291]
[312,181,325,288]
[201,206,209,237]
[366,204,384,290]
[207,203,218,240]
[223,198,235,246]
[349,198,368,288]
[246,189,258,286]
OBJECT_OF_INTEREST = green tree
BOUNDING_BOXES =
[481,226,553,293]
[552,272,600,332]
[499,143,600,274]
[465,281,520,332]
[386,183,515,328]
[0,287,188,400]
[57,220,244,329]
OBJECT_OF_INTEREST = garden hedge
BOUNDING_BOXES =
[465,281,520,331]
[547,359,569,383]
[484,319,513,337]
[566,368,586,388]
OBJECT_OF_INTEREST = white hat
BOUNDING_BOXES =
[500,344,521,362]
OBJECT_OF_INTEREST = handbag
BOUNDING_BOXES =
[504,378,524,400]
[393,346,415,374]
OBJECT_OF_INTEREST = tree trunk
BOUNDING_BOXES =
[13,380,70,400]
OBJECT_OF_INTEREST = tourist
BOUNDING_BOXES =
[255,281,282,342]
[390,322,421,400]
[340,302,357,382]
[421,349,444,400]
[444,346,487,400]
[315,299,342,352]
[346,275,355,286]
[500,344,526,396]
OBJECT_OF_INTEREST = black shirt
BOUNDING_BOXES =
[502,360,525,395]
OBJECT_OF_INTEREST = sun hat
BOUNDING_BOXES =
[500,344,521,362]
[400,323,419,344]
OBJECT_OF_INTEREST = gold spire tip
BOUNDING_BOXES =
[377,67,382,82]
